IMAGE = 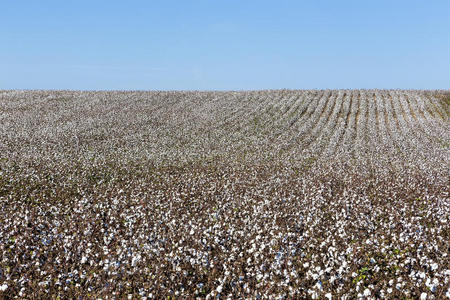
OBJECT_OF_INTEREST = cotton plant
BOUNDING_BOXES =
[0,89,448,298]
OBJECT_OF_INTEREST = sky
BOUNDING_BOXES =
[1,0,449,90]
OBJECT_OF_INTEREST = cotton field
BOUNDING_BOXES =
[0,89,449,298]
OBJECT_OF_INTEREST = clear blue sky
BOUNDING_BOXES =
[1,1,449,90]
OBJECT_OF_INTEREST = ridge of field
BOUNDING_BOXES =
[0,90,449,298]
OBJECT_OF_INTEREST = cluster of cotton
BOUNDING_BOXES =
[0,89,448,298]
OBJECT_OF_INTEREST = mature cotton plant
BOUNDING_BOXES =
[0,89,449,298]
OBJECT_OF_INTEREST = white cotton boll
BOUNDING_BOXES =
[430,285,437,293]
[310,290,318,299]
[420,292,427,300]
[0,284,8,291]
[131,255,141,267]
[430,263,438,271]
[325,292,332,300]
[363,289,371,297]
